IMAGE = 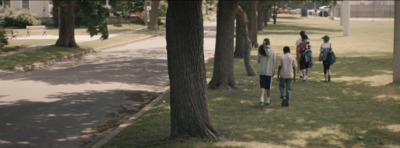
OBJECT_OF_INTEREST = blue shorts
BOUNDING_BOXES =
[260,75,272,89]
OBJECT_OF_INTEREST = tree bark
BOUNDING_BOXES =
[264,4,272,27]
[209,0,238,89]
[241,1,258,48]
[236,6,257,76]
[55,0,78,48]
[148,0,160,30]
[234,6,244,58]
[394,1,400,83]
[166,0,220,139]
[257,3,265,31]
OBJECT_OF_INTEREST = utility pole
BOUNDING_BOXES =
[394,1,400,83]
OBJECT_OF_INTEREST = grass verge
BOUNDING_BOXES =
[0,46,88,70]
[103,15,400,147]
[0,25,165,70]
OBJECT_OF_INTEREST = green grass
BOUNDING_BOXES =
[103,14,400,147]
[0,46,88,70]
[4,24,150,49]
[0,24,165,70]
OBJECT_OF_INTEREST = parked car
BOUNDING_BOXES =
[289,8,301,14]
[277,8,288,14]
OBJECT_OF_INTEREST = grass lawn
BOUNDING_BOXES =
[0,24,165,70]
[0,46,88,70]
[103,14,400,148]
[3,23,151,51]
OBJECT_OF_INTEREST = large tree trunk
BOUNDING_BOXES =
[257,3,265,31]
[166,0,220,139]
[236,6,257,76]
[148,0,160,30]
[209,0,238,89]
[394,1,400,83]
[241,1,258,48]
[55,1,78,48]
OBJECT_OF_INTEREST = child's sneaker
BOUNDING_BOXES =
[266,97,270,105]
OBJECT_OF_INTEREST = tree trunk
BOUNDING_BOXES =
[166,0,220,139]
[264,4,272,27]
[236,6,257,76]
[394,1,400,83]
[209,0,238,89]
[148,0,160,30]
[55,0,78,48]
[241,1,258,48]
[257,3,265,31]
[234,11,244,58]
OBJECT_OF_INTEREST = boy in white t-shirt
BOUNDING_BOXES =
[277,46,296,107]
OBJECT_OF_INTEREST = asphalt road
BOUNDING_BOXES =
[0,21,216,148]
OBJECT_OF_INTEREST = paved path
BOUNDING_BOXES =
[0,22,216,148]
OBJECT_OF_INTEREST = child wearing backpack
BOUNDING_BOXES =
[319,35,333,82]
[297,35,312,82]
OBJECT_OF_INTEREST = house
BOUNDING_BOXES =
[1,0,53,18]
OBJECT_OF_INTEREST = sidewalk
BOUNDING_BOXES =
[0,22,216,148]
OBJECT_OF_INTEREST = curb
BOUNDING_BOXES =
[94,32,165,52]
[9,31,166,72]
[14,49,95,72]
[89,87,170,148]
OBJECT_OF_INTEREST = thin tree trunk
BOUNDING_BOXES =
[166,0,220,139]
[234,10,244,58]
[55,0,78,48]
[148,0,160,30]
[241,1,258,48]
[264,4,272,26]
[236,6,257,76]
[394,1,400,83]
[209,0,238,89]
[257,3,265,31]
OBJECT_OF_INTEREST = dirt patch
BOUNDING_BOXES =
[79,90,162,148]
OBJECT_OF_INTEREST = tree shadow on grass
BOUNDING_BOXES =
[104,55,400,148]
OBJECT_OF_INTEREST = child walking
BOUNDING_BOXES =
[258,38,276,106]
[277,46,296,107]
[319,35,333,82]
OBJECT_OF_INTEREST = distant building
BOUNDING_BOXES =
[334,1,395,19]
[1,0,53,18]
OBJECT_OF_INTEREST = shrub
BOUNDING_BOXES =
[1,7,40,28]
[158,2,167,17]
[0,29,8,49]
